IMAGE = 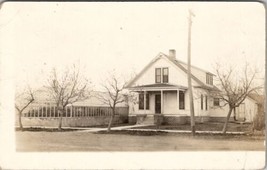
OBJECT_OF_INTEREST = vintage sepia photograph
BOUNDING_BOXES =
[0,1,265,169]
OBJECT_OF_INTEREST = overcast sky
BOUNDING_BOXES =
[0,2,265,90]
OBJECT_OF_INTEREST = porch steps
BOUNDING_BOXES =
[137,115,154,125]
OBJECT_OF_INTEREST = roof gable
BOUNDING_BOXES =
[126,52,166,87]
[126,52,212,88]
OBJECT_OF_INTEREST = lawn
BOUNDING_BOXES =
[16,130,265,152]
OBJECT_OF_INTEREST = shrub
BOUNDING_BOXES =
[253,111,265,131]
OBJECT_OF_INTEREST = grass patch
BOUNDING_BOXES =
[95,129,264,140]
[96,130,168,136]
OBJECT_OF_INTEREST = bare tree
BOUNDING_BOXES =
[15,86,34,130]
[46,64,91,130]
[212,63,262,134]
[97,71,127,132]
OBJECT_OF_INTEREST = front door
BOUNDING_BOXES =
[155,94,161,113]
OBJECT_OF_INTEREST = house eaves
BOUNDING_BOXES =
[128,83,188,91]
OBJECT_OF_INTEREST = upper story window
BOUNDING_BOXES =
[163,68,169,83]
[155,68,161,83]
[155,67,169,83]
[206,73,213,85]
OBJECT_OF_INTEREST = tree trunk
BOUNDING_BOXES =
[19,111,23,130]
[58,108,63,130]
[107,110,115,132]
[222,107,233,134]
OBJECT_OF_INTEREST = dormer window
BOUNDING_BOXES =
[155,67,169,83]
[206,73,213,85]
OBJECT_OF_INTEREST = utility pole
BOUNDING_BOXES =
[187,9,196,136]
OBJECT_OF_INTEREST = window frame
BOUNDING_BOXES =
[138,93,150,110]
[213,98,220,107]
[139,93,144,110]
[201,94,203,110]
[162,67,169,83]
[179,90,185,110]
[206,73,213,85]
[155,68,162,83]
[205,95,208,110]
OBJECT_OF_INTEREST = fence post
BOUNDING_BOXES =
[46,105,48,117]
[33,106,35,117]
[41,106,43,117]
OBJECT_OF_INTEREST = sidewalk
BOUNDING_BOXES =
[79,125,246,134]
[79,124,154,132]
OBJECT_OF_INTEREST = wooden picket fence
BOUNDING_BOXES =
[23,105,129,118]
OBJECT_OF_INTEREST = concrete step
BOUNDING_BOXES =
[137,115,154,125]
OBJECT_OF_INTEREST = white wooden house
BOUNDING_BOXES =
[126,49,259,124]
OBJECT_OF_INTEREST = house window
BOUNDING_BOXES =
[155,67,169,83]
[163,68,169,83]
[179,91,185,110]
[206,73,213,85]
[201,94,203,110]
[139,93,149,110]
[214,98,220,106]
[155,68,161,83]
[205,95,208,110]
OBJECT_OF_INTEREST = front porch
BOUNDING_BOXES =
[128,84,190,125]
[129,83,188,114]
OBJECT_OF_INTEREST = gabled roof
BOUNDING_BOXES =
[177,59,216,76]
[126,51,216,90]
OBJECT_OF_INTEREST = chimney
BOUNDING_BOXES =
[169,49,176,60]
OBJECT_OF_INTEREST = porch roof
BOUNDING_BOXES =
[129,83,187,91]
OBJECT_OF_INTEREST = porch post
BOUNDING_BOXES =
[161,90,163,114]
[144,91,147,114]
